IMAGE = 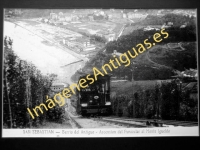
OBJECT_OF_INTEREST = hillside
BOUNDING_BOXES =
[149,42,197,71]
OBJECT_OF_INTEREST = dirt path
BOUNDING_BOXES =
[145,45,171,69]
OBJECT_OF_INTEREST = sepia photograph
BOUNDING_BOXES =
[2,8,198,137]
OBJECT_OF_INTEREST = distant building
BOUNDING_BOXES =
[112,12,123,19]
[123,13,127,18]
[57,12,66,21]
[96,31,116,42]
[180,23,187,28]
[58,12,64,16]
[64,37,96,52]
[127,12,147,19]
[50,13,58,20]
[88,15,94,21]
[105,33,115,42]
[99,10,105,16]
[112,50,122,57]
[161,22,173,29]
[8,10,13,14]
[14,9,22,15]
[50,82,68,93]
[73,11,89,19]
[172,68,198,81]
[6,9,22,15]
[62,22,69,25]
[71,15,79,21]
[167,22,173,26]
[143,26,160,31]
[107,14,113,19]
[64,16,71,22]
[104,10,123,19]
[59,17,65,22]
[38,18,43,21]
[182,69,198,79]
[48,19,56,25]
[43,19,49,23]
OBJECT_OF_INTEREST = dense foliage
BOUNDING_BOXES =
[166,44,197,71]
[148,42,197,71]
[106,14,196,54]
[111,80,198,121]
[138,13,196,26]
[3,37,63,128]
[106,27,196,54]
[111,64,174,80]
[102,14,197,80]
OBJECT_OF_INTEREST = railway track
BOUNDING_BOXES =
[65,107,83,129]
[66,112,198,128]
[67,108,145,128]
[102,116,198,127]
[66,104,198,128]
[97,117,148,128]
[69,115,82,129]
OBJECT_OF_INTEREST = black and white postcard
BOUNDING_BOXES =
[2,8,198,137]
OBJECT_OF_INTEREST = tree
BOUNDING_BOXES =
[3,37,59,128]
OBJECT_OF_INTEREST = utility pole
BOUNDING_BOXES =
[131,69,135,118]
[131,61,136,118]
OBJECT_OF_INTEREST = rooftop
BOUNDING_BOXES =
[52,82,69,87]
[66,37,90,43]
